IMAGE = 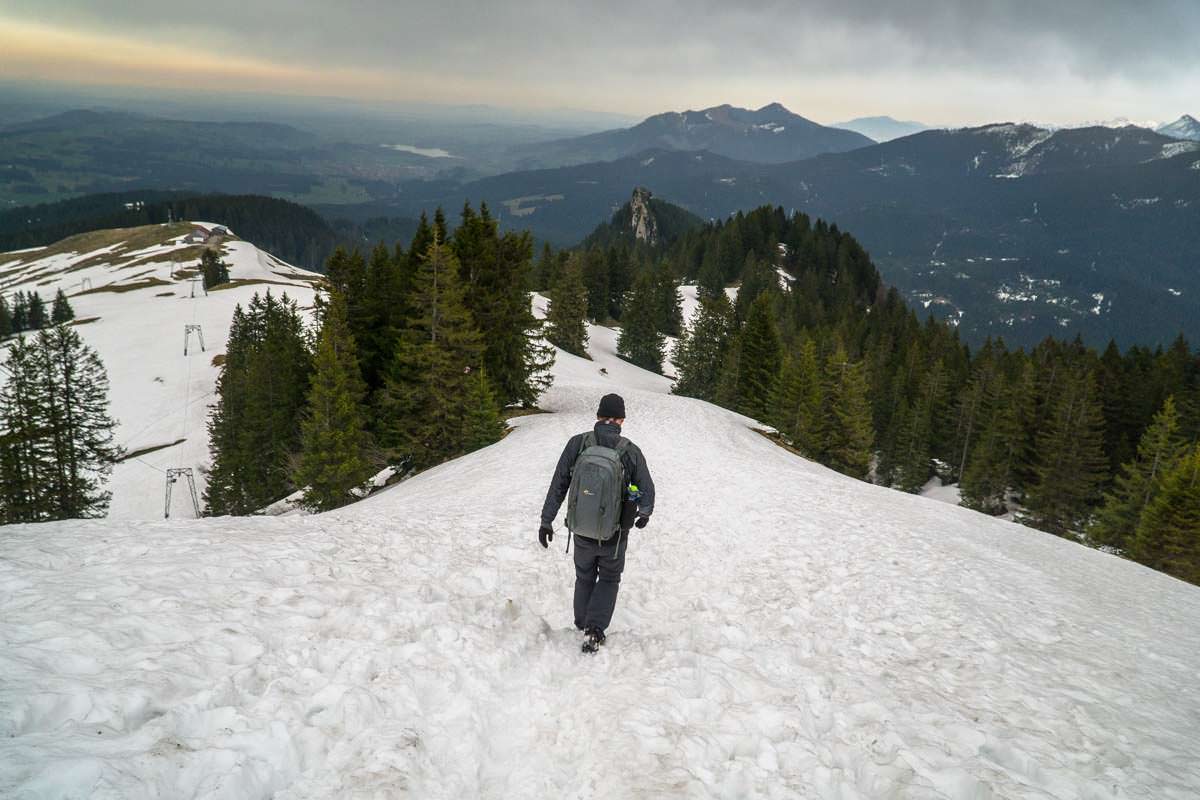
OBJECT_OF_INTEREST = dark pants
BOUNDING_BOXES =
[573,532,629,632]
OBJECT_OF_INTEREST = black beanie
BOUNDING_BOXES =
[597,393,626,419]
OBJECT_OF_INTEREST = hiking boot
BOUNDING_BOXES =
[581,626,606,654]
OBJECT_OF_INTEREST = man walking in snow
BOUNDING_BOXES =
[539,393,655,653]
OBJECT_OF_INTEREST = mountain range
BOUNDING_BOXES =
[380,122,1200,348]
[508,103,874,167]
[831,116,930,142]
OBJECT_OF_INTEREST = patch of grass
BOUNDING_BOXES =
[504,406,550,420]
[155,291,176,297]
[75,277,172,296]
[754,428,807,458]
[68,316,101,326]
[209,278,319,292]
[47,223,193,268]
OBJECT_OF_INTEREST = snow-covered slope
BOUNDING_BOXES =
[0,223,320,519]
[2,292,1200,798]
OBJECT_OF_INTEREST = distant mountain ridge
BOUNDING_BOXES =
[383,121,1200,347]
[1157,114,1200,141]
[832,116,930,142]
[510,102,874,167]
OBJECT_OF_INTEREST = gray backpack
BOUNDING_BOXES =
[566,432,628,541]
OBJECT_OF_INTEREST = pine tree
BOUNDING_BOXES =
[452,210,552,408]
[894,359,948,492]
[0,295,12,337]
[671,291,735,402]
[826,346,874,479]
[205,292,312,515]
[0,336,53,521]
[533,243,559,292]
[462,367,506,452]
[650,261,683,337]
[960,369,1031,515]
[617,271,666,373]
[581,249,610,321]
[734,253,779,322]
[27,292,46,330]
[1024,367,1109,536]
[376,240,485,469]
[50,289,74,324]
[35,325,120,518]
[0,328,118,521]
[730,293,782,421]
[294,291,375,512]
[1091,396,1186,549]
[545,254,590,357]
[200,249,231,290]
[1130,444,1200,585]
[11,293,28,333]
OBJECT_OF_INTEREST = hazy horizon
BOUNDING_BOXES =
[2,1,1198,128]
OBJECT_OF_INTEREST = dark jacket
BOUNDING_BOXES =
[540,421,655,527]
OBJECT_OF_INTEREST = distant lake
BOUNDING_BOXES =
[381,144,458,159]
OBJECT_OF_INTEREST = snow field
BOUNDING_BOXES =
[1,255,1199,798]
[0,228,320,519]
[2,297,1200,796]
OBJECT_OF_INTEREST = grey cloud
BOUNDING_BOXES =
[2,0,1197,119]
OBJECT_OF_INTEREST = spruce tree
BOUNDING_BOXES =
[27,292,46,330]
[826,346,874,479]
[205,292,312,515]
[36,325,120,518]
[11,293,28,333]
[730,293,782,421]
[0,336,53,521]
[734,253,779,322]
[960,372,1030,515]
[50,289,74,325]
[1130,444,1200,585]
[1024,367,1109,536]
[671,291,734,402]
[377,240,484,469]
[789,339,826,457]
[617,271,666,373]
[545,254,590,357]
[1091,396,1186,549]
[294,291,375,512]
[200,249,231,290]
[581,249,610,321]
[462,367,506,452]
[0,295,11,337]
[650,262,684,337]
[894,359,948,492]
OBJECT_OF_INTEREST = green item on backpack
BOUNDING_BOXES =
[566,432,629,541]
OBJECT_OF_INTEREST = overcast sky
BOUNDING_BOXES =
[1,0,1197,125]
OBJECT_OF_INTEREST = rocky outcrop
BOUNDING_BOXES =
[629,187,658,245]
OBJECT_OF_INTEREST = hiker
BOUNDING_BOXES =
[539,393,655,653]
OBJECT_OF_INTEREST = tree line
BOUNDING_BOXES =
[542,204,1200,586]
[0,290,75,337]
[0,325,119,522]
[205,203,552,514]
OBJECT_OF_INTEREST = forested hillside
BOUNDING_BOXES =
[565,202,1200,585]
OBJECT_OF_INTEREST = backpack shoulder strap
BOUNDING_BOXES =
[615,436,630,454]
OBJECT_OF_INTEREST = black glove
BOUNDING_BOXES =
[538,524,554,548]
[634,515,650,529]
